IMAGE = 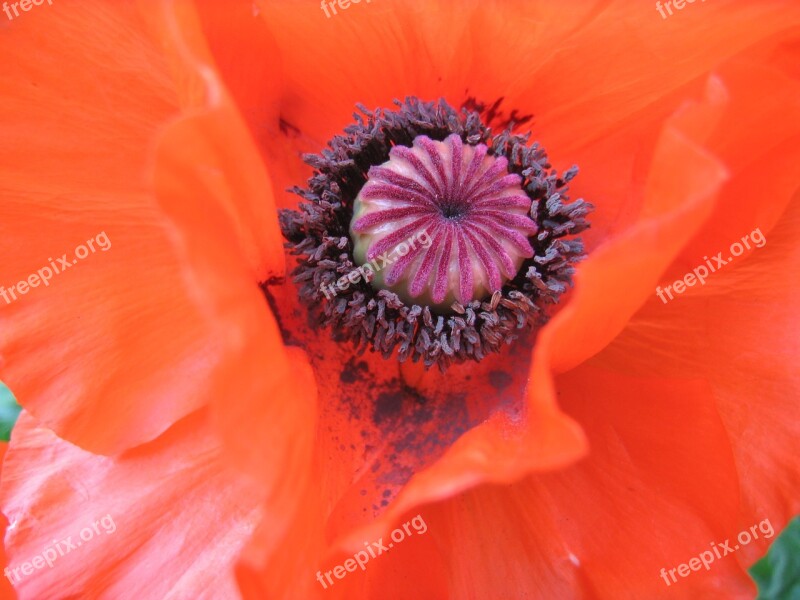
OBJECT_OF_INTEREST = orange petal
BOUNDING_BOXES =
[0,2,234,454]
[0,442,15,600]
[532,67,730,382]
[523,1,800,155]
[538,366,753,597]
[551,31,800,384]
[351,364,763,599]
[0,411,262,599]
[228,272,586,599]
[670,54,800,270]
[239,362,770,598]
[194,0,284,159]
[251,1,800,205]
[595,191,800,565]
[145,0,319,536]
[231,9,796,591]
[140,0,285,280]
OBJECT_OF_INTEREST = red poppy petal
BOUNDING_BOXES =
[597,193,800,558]
[0,2,231,454]
[524,1,800,155]
[251,1,800,214]
[145,0,319,527]
[536,73,730,381]
[0,411,262,599]
[238,363,768,599]
[0,443,15,600]
[232,279,581,598]
[141,0,285,279]
[152,125,319,516]
[344,363,770,599]
[541,366,756,598]
[395,365,757,599]
[193,0,283,160]
[669,54,800,269]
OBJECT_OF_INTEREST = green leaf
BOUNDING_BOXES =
[0,382,21,442]
[751,516,800,600]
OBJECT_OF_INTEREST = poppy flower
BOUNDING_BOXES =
[1,1,799,599]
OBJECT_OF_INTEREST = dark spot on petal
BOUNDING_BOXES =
[260,284,296,345]
[279,117,302,137]
[489,370,513,390]
[373,390,405,425]
[341,357,369,384]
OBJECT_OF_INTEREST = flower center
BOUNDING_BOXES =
[280,97,592,370]
[350,134,536,311]
[440,203,465,220]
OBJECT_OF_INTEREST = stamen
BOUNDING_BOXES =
[280,97,593,370]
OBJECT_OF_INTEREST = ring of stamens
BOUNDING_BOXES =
[280,98,592,370]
